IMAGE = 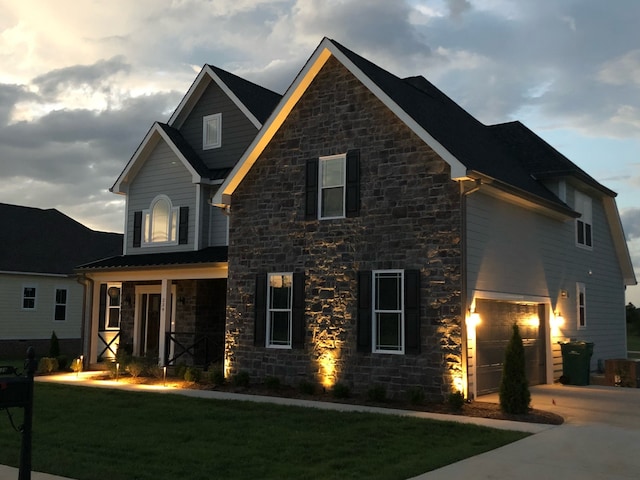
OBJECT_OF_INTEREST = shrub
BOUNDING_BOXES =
[70,357,83,373]
[126,361,145,379]
[49,331,60,358]
[331,382,350,399]
[148,365,165,380]
[184,366,202,383]
[37,357,59,374]
[56,355,69,371]
[265,376,281,390]
[298,380,315,395]
[406,387,425,405]
[499,324,531,414]
[231,371,250,387]
[447,391,465,412]
[205,363,225,385]
[175,362,188,380]
[367,384,387,402]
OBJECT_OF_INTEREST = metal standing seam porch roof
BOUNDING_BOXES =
[75,246,228,272]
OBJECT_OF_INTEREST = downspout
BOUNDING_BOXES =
[76,274,93,370]
[460,178,481,400]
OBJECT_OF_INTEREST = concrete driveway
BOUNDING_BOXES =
[414,384,640,479]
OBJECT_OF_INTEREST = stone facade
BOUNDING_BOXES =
[225,56,463,401]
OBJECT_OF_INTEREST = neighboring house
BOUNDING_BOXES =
[211,38,635,400]
[76,66,281,367]
[0,203,122,358]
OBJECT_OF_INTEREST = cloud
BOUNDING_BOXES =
[621,208,640,240]
[32,55,131,100]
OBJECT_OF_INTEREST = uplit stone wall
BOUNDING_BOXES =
[225,56,462,401]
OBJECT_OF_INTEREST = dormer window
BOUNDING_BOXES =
[203,113,222,149]
[574,190,592,248]
[143,195,178,246]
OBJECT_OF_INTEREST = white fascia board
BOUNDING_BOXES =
[112,124,205,194]
[169,65,262,130]
[111,124,160,194]
[603,196,637,286]
[212,40,334,206]
[212,38,467,206]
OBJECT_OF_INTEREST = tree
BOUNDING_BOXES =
[626,303,640,336]
[499,324,530,414]
[49,330,60,358]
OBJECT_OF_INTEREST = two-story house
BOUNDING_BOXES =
[77,66,281,367]
[212,38,635,401]
[0,203,122,358]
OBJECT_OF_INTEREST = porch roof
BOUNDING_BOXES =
[75,246,228,272]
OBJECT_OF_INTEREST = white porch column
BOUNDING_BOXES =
[88,282,101,364]
[158,279,171,366]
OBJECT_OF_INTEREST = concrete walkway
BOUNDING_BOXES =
[412,384,640,479]
[3,376,640,479]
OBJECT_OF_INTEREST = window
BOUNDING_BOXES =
[266,273,293,348]
[22,286,37,310]
[54,288,67,321]
[575,191,592,248]
[141,196,179,246]
[106,285,121,329]
[306,150,360,220]
[577,283,586,328]
[357,270,420,354]
[203,113,222,149]
[319,154,346,219]
[373,271,404,353]
[255,273,305,349]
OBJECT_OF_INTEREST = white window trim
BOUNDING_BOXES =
[318,153,346,220]
[266,272,293,349]
[142,195,179,247]
[577,282,587,329]
[22,284,37,310]
[372,269,405,354]
[105,283,122,330]
[574,191,593,250]
[202,113,222,150]
[53,287,68,322]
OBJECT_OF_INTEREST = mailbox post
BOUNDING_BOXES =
[0,348,36,480]
[20,347,37,480]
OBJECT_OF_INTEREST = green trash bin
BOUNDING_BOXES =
[559,342,594,385]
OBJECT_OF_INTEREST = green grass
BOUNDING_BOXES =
[0,383,529,480]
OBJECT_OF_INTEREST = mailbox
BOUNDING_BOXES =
[0,377,30,409]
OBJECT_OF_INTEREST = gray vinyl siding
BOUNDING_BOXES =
[179,80,259,171]
[125,140,196,254]
[208,204,228,246]
[466,189,626,371]
[0,274,83,340]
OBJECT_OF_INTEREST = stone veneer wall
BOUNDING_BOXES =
[225,56,462,401]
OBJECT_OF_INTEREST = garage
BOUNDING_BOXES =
[475,299,546,395]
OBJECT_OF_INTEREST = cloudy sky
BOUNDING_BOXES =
[1,0,639,301]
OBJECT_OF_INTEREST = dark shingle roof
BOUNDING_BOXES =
[0,203,123,275]
[156,123,233,180]
[330,39,612,209]
[76,246,228,271]
[209,65,282,124]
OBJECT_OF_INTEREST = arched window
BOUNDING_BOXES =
[143,195,178,245]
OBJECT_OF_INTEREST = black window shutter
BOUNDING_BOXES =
[254,274,267,347]
[292,272,306,349]
[404,269,421,354]
[305,158,319,220]
[179,206,189,244]
[357,271,372,352]
[133,211,142,247]
[346,149,360,217]
[98,284,107,331]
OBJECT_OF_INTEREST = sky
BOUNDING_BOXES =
[1,0,639,301]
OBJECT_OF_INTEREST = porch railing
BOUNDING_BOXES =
[97,331,120,361]
[164,332,218,367]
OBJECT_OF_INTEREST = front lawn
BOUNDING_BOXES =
[0,383,529,480]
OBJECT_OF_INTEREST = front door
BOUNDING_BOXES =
[140,294,161,358]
